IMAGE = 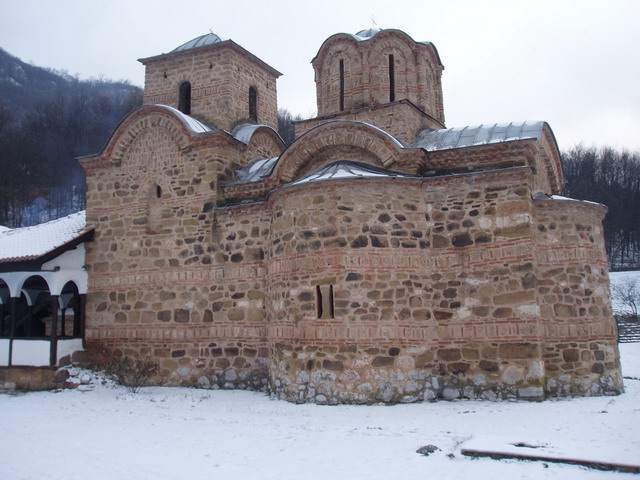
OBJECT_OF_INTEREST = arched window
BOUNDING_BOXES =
[178,81,191,115]
[388,54,395,102]
[249,87,258,122]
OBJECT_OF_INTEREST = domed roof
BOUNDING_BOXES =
[354,27,382,39]
[172,33,222,52]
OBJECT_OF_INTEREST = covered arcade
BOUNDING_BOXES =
[0,211,93,367]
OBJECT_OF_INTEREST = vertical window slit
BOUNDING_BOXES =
[249,86,258,122]
[389,54,395,102]
[339,59,345,112]
[178,81,191,115]
[316,285,323,319]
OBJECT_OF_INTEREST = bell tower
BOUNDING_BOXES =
[139,33,282,132]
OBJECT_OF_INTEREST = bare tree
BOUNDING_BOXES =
[612,277,639,318]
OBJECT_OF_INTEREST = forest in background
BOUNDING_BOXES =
[0,48,638,269]
[0,47,142,226]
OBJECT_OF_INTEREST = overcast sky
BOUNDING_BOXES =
[2,0,639,151]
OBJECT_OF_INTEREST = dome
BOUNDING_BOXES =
[354,27,382,39]
[172,33,222,52]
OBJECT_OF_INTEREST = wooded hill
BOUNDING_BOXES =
[0,49,638,269]
[0,47,142,226]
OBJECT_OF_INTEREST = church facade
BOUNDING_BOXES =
[79,29,623,403]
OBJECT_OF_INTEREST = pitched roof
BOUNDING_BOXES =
[413,121,546,151]
[0,211,93,264]
[288,161,418,186]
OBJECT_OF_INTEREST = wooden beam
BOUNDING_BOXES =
[49,296,58,367]
[461,447,640,474]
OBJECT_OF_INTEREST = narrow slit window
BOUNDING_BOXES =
[316,285,323,319]
[178,81,191,115]
[249,87,258,122]
[339,59,345,112]
[316,285,335,319]
[389,54,395,102]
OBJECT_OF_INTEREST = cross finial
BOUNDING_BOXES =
[371,15,377,28]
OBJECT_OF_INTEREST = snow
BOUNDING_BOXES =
[232,123,262,144]
[549,195,604,207]
[0,210,89,263]
[0,349,637,479]
[155,105,213,133]
[0,273,637,479]
[288,161,417,186]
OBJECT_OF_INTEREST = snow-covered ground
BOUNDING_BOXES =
[0,274,638,480]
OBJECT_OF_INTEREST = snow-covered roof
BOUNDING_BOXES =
[172,33,222,52]
[229,157,279,185]
[327,28,442,68]
[155,105,215,133]
[538,194,605,208]
[352,27,383,40]
[413,121,545,152]
[288,161,418,186]
[0,211,93,264]
[231,123,280,145]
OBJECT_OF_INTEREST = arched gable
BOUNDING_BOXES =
[78,104,213,171]
[272,120,424,184]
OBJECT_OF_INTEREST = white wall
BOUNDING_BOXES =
[11,340,50,366]
[57,338,83,364]
[0,339,9,367]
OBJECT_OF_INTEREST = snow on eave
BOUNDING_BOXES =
[0,211,93,264]
[285,160,419,187]
[227,156,280,185]
[231,123,282,145]
[549,195,606,208]
[155,105,215,134]
[533,193,607,210]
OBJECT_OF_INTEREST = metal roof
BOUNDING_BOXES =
[288,161,418,186]
[229,156,280,185]
[412,121,545,152]
[172,33,222,52]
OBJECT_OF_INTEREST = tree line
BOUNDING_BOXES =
[0,79,142,226]
[562,146,640,270]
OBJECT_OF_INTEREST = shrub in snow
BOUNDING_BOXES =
[103,354,159,393]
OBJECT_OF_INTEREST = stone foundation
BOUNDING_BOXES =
[0,367,70,393]
[268,340,623,404]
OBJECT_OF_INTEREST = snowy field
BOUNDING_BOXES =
[0,275,638,480]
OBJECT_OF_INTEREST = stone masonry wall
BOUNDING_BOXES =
[260,170,546,403]
[83,122,272,390]
[533,198,623,396]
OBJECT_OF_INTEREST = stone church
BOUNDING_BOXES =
[78,28,623,403]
